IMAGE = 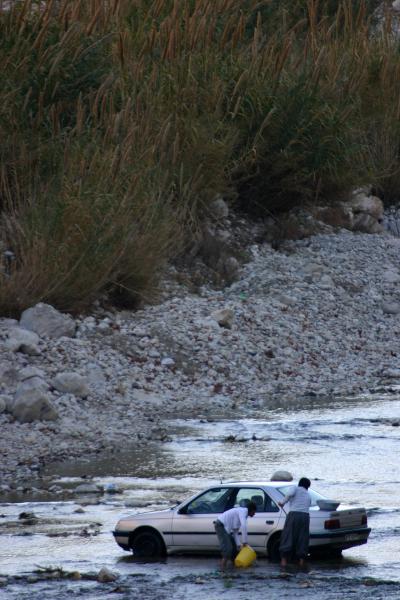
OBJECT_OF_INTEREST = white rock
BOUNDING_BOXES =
[223,256,240,279]
[211,308,234,329]
[393,0,400,12]
[97,567,118,583]
[8,388,58,423]
[382,270,400,284]
[349,193,384,220]
[0,396,7,414]
[161,357,175,367]
[75,483,103,494]
[20,303,76,339]
[16,377,49,395]
[52,372,90,397]
[270,470,293,482]
[209,197,229,220]
[382,301,400,315]
[5,327,40,355]
[381,369,400,378]
[19,366,46,381]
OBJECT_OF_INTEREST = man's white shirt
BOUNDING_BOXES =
[218,507,249,545]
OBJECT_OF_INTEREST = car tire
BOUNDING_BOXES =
[267,534,281,562]
[130,530,165,558]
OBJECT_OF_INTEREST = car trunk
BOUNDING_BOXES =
[311,504,367,529]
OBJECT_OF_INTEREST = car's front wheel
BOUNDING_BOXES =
[130,529,165,558]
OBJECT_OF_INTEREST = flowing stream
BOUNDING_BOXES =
[1,393,400,599]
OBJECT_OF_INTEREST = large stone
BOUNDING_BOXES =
[20,303,76,339]
[211,308,234,329]
[349,192,384,220]
[19,366,46,381]
[0,396,7,414]
[270,470,293,482]
[5,327,40,355]
[52,372,90,397]
[382,301,400,315]
[16,376,49,396]
[8,388,58,423]
[382,270,400,284]
[221,256,240,281]
[352,213,384,234]
[97,567,118,583]
[75,483,103,494]
[209,197,229,220]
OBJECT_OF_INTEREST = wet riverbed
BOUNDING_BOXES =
[1,393,400,598]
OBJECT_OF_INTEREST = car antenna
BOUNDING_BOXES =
[220,476,223,484]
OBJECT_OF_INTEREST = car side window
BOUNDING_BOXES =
[233,488,280,513]
[185,488,232,514]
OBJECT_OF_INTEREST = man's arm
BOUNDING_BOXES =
[278,486,295,508]
[232,529,241,547]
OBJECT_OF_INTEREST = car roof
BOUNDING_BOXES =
[217,481,294,488]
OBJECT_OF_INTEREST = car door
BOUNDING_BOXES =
[232,487,283,552]
[171,487,234,550]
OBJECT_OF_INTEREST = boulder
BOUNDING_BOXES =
[8,388,58,423]
[52,372,90,397]
[221,256,240,281]
[382,301,400,315]
[97,567,118,583]
[209,197,229,220]
[352,213,384,234]
[0,396,7,414]
[382,270,400,284]
[15,376,49,396]
[211,308,234,329]
[20,303,76,339]
[270,470,293,482]
[5,327,40,355]
[19,366,46,381]
[349,192,384,221]
[75,483,103,494]
[348,192,384,233]
[381,368,400,378]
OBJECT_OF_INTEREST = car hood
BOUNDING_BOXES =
[119,508,175,521]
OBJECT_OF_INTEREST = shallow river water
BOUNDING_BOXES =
[1,393,400,599]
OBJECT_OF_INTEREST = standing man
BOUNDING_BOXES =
[278,477,311,568]
[214,501,257,570]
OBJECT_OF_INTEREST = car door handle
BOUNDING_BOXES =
[266,520,274,524]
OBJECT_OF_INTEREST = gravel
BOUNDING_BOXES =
[1,229,400,485]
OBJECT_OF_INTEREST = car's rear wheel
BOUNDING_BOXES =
[267,533,281,562]
[130,530,165,558]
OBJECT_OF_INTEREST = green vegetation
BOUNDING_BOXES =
[0,0,399,313]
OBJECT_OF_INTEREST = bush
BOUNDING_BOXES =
[0,0,400,314]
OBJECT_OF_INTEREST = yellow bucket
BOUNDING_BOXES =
[234,545,257,568]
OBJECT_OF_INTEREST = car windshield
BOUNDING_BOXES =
[277,485,326,507]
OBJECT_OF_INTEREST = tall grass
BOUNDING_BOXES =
[0,0,400,313]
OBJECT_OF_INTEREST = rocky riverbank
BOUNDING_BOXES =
[1,228,400,489]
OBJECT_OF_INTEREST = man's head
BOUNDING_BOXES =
[247,501,257,517]
[298,477,311,489]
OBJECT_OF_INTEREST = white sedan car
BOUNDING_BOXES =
[113,481,370,560]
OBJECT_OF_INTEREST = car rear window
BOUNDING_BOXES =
[277,485,326,507]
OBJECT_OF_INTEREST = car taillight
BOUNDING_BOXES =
[361,514,367,525]
[324,518,340,530]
